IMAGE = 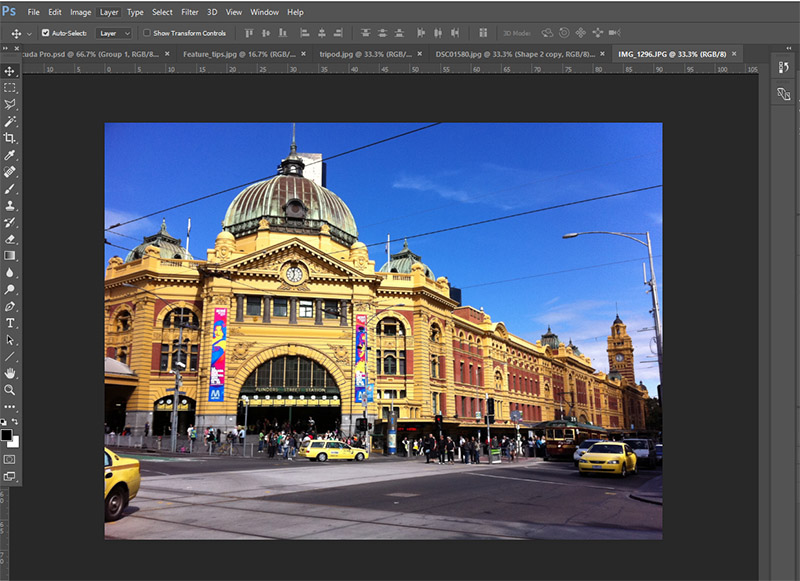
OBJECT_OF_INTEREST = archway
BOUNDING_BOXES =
[152,396,196,437]
[235,351,343,435]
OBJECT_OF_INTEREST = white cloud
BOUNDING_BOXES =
[392,175,475,204]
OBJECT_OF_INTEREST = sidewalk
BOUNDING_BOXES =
[630,473,663,505]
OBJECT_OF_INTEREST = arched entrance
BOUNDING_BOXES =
[236,353,342,434]
[153,396,196,437]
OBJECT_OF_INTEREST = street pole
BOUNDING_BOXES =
[485,392,491,460]
[170,323,185,453]
[242,395,249,457]
[562,231,663,400]
[644,232,664,404]
[122,283,190,453]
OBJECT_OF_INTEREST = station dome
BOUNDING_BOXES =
[222,140,358,247]
[124,219,193,263]
[379,239,435,279]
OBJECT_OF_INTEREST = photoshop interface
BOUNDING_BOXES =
[0,2,798,580]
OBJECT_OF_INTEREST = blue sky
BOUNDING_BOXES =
[105,122,662,394]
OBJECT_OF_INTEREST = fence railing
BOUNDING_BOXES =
[104,434,258,457]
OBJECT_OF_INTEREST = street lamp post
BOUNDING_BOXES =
[122,283,196,453]
[241,395,249,457]
[562,231,663,401]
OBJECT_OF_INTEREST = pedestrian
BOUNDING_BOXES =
[207,427,216,452]
[461,437,470,464]
[412,439,419,456]
[424,433,435,463]
[436,434,445,464]
[446,436,455,464]
[143,422,149,437]
[238,425,246,450]
[471,436,480,464]
[536,435,547,459]
[258,430,265,453]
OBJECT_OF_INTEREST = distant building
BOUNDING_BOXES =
[104,139,648,442]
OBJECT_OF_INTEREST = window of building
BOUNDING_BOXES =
[117,346,128,365]
[430,324,441,342]
[430,355,439,378]
[460,362,465,383]
[160,339,198,372]
[162,307,198,329]
[323,300,339,319]
[245,355,336,390]
[298,299,314,318]
[378,317,404,336]
[244,295,261,317]
[378,350,405,375]
[115,310,131,332]
[273,298,288,317]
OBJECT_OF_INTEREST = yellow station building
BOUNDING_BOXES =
[104,141,650,446]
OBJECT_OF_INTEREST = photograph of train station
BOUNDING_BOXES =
[104,122,660,455]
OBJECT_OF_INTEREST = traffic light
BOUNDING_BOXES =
[356,418,368,432]
[485,398,495,424]
[434,414,443,433]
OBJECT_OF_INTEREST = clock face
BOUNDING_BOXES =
[615,354,625,362]
[286,266,303,283]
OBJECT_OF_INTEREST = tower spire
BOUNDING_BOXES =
[277,122,305,176]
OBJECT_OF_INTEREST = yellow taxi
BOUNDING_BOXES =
[578,441,638,477]
[298,439,369,462]
[104,447,141,521]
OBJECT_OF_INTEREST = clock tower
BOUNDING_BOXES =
[607,314,635,385]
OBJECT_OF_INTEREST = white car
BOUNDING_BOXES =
[573,439,604,467]
[623,438,657,468]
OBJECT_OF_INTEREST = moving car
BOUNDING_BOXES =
[573,439,604,467]
[623,438,658,468]
[578,442,638,477]
[104,447,141,521]
[298,439,369,462]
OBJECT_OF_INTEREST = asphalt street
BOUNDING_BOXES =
[105,452,662,540]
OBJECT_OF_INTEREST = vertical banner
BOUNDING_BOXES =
[354,314,367,404]
[209,308,227,402]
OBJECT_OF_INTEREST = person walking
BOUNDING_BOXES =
[471,436,480,464]
[424,434,436,463]
[258,430,265,453]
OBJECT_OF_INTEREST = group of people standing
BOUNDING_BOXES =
[413,434,483,464]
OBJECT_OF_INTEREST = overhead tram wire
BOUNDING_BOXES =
[360,149,663,229]
[131,183,660,294]
[357,184,663,253]
[459,254,662,290]
[104,123,444,233]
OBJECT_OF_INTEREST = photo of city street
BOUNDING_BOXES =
[104,122,662,540]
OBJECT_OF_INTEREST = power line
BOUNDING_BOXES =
[104,123,443,233]
[460,255,662,290]
[358,184,662,252]
[361,149,661,229]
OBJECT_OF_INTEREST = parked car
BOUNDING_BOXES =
[298,439,369,462]
[655,443,663,464]
[623,438,657,468]
[578,442,638,477]
[573,439,604,467]
[104,447,140,521]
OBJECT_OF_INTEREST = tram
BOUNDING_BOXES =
[536,419,607,460]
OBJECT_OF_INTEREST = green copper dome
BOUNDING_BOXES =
[379,240,435,279]
[222,141,358,247]
[124,219,193,263]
